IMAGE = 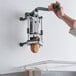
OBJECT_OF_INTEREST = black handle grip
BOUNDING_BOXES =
[53,4,60,11]
[19,42,27,47]
[19,17,27,21]
[19,43,24,47]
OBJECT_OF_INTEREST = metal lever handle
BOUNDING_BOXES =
[34,5,60,12]
[35,7,49,11]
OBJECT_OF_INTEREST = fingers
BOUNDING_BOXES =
[48,3,54,11]
[56,1,61,6]
[48,1,61,11]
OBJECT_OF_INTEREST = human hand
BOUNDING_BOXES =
[48,1,65,19]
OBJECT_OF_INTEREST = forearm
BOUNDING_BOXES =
[61,14,74,28]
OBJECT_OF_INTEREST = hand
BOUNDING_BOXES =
[48,1,65,19]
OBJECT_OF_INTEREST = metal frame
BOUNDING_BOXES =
[19,4,60,47]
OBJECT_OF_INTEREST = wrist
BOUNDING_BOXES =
[60,13,75,28]
[59,13,66,20]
